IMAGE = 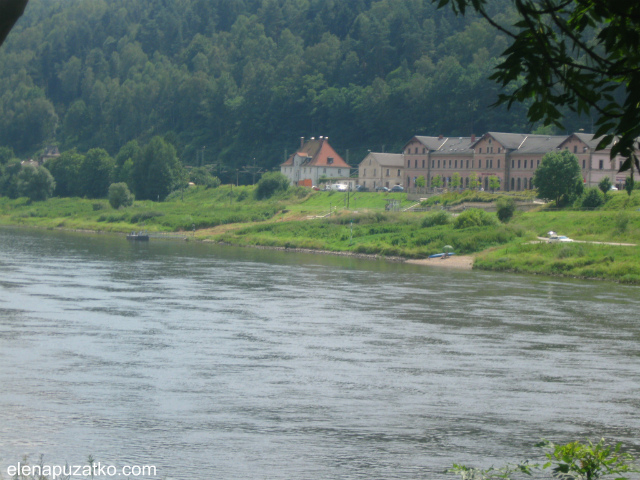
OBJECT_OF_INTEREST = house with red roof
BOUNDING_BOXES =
[280,136,351,186]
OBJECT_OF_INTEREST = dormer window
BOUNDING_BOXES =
[327,158,334,165]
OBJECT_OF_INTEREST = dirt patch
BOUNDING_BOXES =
[405,255,474,270]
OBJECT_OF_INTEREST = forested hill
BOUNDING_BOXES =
[0,0,574,176]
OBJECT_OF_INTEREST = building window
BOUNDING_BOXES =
[432,160,435,168]
[455,160,458,168]
[438,160,441,168]
[498,148,501,153]
[466,160,469,169]
[574,146,577,153]
[407,176,411,186]
[449,160,452,168]
[479,148,482,154]
[582,160,586,169]
[537,159,540,167]
[518,160,521,168]
[479,159,482,168]
[328,157,334,164]
[423,148,426,154]
[415,147,418,154]
[386,169,390,176]
[599,160,603,170]
[338,169,341,175]
[407,160,410,167]
[374,169,376,176]
[323,168,327,173]
[422,160,425,168]
[497,159,500,169]
[415,159,418,168]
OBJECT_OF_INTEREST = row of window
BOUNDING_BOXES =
[407,175,534,191]
[362,168,401,177]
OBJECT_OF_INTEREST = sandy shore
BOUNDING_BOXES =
[405,255,474,270]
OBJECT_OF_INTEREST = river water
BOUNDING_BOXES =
[1,227,639,480]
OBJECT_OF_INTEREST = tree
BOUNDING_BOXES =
[108,182,134,209]
[133,136,181,201]
[437,0,640,178]
[17,164,55,201]
[488,175,500,192]
[580,187,605,209]
[533,150,582,206]
[469,172,479,190]
[79,148,115,198]
[496,197,516,222]
[415,175,425,188]
[451,172,461,189]
[431,174,442,188]
[46,150,83,197]
[255,171,289,199]
[598,177,612,197]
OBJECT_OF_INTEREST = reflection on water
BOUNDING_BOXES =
[1,227,639,480]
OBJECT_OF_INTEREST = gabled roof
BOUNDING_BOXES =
[406,136,449,150]
[476,132,566,153]
[360,152,404,168]
[281,138,350,168]
[558,132,613,151]
[514,135,567,154]
[432,136,474,155]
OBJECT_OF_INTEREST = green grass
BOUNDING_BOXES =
[476,241,640,284]
[218,211,526,259]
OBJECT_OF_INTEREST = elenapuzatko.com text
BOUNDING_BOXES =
[7,462,157,478]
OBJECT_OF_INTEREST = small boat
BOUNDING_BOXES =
[428,252,456,258]
[126,231,149,241]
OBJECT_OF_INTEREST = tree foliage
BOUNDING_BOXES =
[533,150,582,206]
[108,182,134,209]
[17,164,56,201]
[255,171,289,200]
[496,196,516,222]
[0,0,535,177]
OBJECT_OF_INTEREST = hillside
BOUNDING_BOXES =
[0,0,593,181]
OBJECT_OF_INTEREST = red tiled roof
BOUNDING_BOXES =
[281,138,350,167]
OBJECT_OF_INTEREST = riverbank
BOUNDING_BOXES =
[1,187,639,284]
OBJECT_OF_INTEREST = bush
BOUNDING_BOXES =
[108,182,135,209]
[421,210,450,227]
[496,197,516,222]
[17,165,56,202]
[453,208,499,229]
[580,187,605,209]
[255,172,290,199]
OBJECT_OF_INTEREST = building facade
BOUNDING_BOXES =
[358,152,405,189]
[280,137,350,186]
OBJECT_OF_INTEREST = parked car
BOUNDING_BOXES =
[356,185,369,192]
[390,185,404,192]
[375,186,389,192]
[549,235,573,243]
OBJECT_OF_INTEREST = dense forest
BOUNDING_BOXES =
[0,0,591,184]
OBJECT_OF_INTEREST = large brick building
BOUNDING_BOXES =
[394,132,630,191]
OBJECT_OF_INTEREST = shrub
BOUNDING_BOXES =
[496,197,516,222]
[580,187,605,209]
[108,182,135,209]
[255,172,290,199]
[453,208,499,229]
[421,211,450,227]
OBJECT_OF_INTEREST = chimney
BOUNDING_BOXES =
[300,137,305,149]
[471,134,476,142]
[438,134,443,140]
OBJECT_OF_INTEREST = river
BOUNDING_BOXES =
[1,227,639,480]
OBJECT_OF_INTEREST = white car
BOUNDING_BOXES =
[549,235,573,243]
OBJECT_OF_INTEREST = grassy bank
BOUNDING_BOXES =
[0,186,639,284]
